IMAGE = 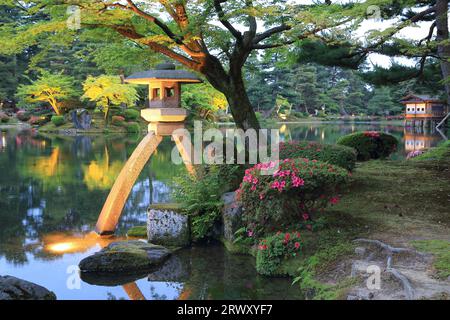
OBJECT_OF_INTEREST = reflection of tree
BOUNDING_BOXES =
[83,146,123,190]
[18,146,77,190]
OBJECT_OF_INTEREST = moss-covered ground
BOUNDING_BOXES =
[265,151,450,299]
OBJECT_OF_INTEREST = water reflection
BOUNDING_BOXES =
[0,130,181,267]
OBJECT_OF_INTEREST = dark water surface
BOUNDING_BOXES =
[0,123,447,300]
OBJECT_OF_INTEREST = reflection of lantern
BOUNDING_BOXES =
[125,63,201,123]
[1,132,6,150]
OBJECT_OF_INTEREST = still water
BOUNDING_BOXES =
[0,123,447,300]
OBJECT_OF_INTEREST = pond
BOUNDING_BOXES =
[0,122,447,300]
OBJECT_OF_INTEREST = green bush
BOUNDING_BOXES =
[125,121,140,133]
[173,166,224,242]
[124,108,140,121]
[336,131,398,161]
[256,231,303,276]
[51,115,65,127]
[111,115,125,126]
[237,158,349,236]
[0,115,9,123]
[279,141,357,171]
[216,164,247,192]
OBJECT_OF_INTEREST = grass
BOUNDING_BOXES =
[332,160,450,236]
[412,140,450,162]
[411,240,450,279]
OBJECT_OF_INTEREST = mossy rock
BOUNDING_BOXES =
[126,226,147,238]
[79,241,171,273]
[149,203,183,211]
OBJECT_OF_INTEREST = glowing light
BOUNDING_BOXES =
[43,232,122,255]
[48,242,74,253]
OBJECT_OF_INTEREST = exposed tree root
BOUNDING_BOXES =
[353,238,426,300]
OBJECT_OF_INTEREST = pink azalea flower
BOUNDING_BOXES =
[330,196,340,205]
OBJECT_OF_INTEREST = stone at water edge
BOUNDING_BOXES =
[222,192,244,242]
[0,276,56,300]
[147,204,191,247]
[79,240,171,273]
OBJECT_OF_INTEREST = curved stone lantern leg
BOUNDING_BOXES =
[172,132,195,176]
[95,126,196,236]
[95,132,163,235]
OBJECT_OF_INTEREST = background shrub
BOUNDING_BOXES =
[237,158,349,235]
[111,115,125,126]
[336,131,398,161]
[16,111,31,122]
[279,141,357,171]
[256,231,302,276]
[124,108,140,121]
[51,115,65,127]
[0,113,10,123]
[125,122,140,133]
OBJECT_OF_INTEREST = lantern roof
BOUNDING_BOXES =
[125,63,202,85]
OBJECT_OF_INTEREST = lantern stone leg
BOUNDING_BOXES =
[95,132,163,235]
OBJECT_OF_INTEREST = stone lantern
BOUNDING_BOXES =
[124,63,201,123]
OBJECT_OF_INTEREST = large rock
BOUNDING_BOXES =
[222,192,243,242]
[0,276,56,300]
[70,109,91,130]
[147,204,190,247]
[79,240,171,273]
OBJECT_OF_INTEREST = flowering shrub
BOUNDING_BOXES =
[279,141,357,171]
[111,115,126,126]
[406,150,425,160]
[256,231,303,276]
[28,116,49,126]
[237,158,349,235]
[336,131,398,161]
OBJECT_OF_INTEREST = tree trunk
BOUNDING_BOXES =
[225,78,260,130]
[436,0,450,112]
[201,54,260,130]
